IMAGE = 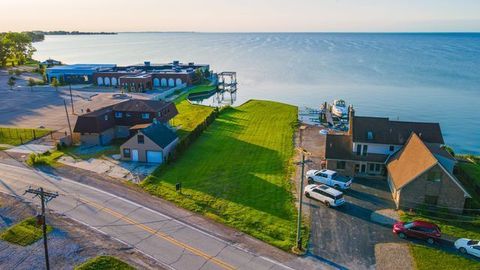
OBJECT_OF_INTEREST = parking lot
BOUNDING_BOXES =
[0,70,150,133]
[307,177,401,270]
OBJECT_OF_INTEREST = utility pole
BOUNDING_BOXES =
[69,84,75,114]
[24,187,58,270]
[63,100,73,145]
[296,151,306,250]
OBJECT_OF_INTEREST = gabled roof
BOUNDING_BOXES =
[387,133,470,197]
[112,99,172,113]
[141,124,178,148]
[352,116,444,145]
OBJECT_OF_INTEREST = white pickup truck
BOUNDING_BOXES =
[306,169,352,190]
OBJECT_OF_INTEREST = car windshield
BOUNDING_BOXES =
[331,173,337,178]
[404,222,414,229]
[468,240,479,245]
[334,194,343,200]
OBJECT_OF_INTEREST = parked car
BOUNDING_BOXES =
[392,220,441,244]
[454,238,480,258]
[306,169,352,190]
[304,184,345,207]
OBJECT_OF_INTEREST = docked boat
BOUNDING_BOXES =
[331,99,348,118]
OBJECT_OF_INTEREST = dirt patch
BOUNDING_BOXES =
[0,193,165,270]
[375,243,414,270]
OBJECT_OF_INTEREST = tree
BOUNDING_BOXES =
[28,78,36,91]
[7,77,15,90]
[51,77,60,91]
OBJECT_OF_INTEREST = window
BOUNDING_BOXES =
[142,113,150,119]
[389,145,395,152]
[356,144,361,155]
[427,171,441,182]
[123,148,131,158]
[336,161,346,170]
[137,135,145,144]
[375,164,382,172]
[369,163,375,172]
[367,131,373,140]
[115,112,123,118]
[424,195,438,205]
[126,113,131,118]
[158,111,162,117]
[362,145,368,156]
[104,114,109,121]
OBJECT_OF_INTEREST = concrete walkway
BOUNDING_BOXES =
[58,155,157,182]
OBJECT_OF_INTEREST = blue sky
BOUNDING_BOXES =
[1,0,480,32]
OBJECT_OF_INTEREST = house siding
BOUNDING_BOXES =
[398,164,466,213]
[120,132,178,163]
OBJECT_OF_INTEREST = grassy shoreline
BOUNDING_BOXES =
[142,99,305,250]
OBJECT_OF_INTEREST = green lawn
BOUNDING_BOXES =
[75,256,134,270]
[0,126,51,146]
[0,217,53,246]
[142,100,304,250]
[174,84,217,104]
[171,99,215,138]
[410,244,480,270]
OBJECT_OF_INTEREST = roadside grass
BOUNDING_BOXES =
[400,210,480,269]
[26,150,64,167]
[0,217,53,246]
[75,256,134,270]
[0,126,51,146]
[142,100,306,251]
[409,244,480,270]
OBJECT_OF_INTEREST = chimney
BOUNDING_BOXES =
[348,105,355,136]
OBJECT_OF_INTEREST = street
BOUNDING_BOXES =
[0,161,329,270]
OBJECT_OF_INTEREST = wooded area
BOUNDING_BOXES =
[0,32,36,67]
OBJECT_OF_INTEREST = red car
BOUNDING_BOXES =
[393,220,441,244]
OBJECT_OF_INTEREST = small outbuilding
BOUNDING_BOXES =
[120,123,178,164]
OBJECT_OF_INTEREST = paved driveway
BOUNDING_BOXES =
[307,177,401,270]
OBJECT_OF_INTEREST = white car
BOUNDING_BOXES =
[455,238,480,258]
[304,184,345,207]
[306,169,352,190]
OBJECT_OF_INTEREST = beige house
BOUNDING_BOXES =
[386,133,470,213]
[120,123,178,164]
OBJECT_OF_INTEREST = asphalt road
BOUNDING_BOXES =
[0,161,331,270]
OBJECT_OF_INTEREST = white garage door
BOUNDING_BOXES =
[146,151,163,163]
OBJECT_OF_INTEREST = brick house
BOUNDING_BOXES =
[73,99,178,145]
[386,133,470,212]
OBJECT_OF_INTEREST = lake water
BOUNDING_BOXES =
[33,33,480,154]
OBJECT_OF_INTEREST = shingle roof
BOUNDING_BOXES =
[325,134,388,163]
[113,99,172,113]
[387,133,438,190]
[141,124,178,148]
[352,116,444,145]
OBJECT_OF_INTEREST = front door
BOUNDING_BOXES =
[132,149,139,161]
